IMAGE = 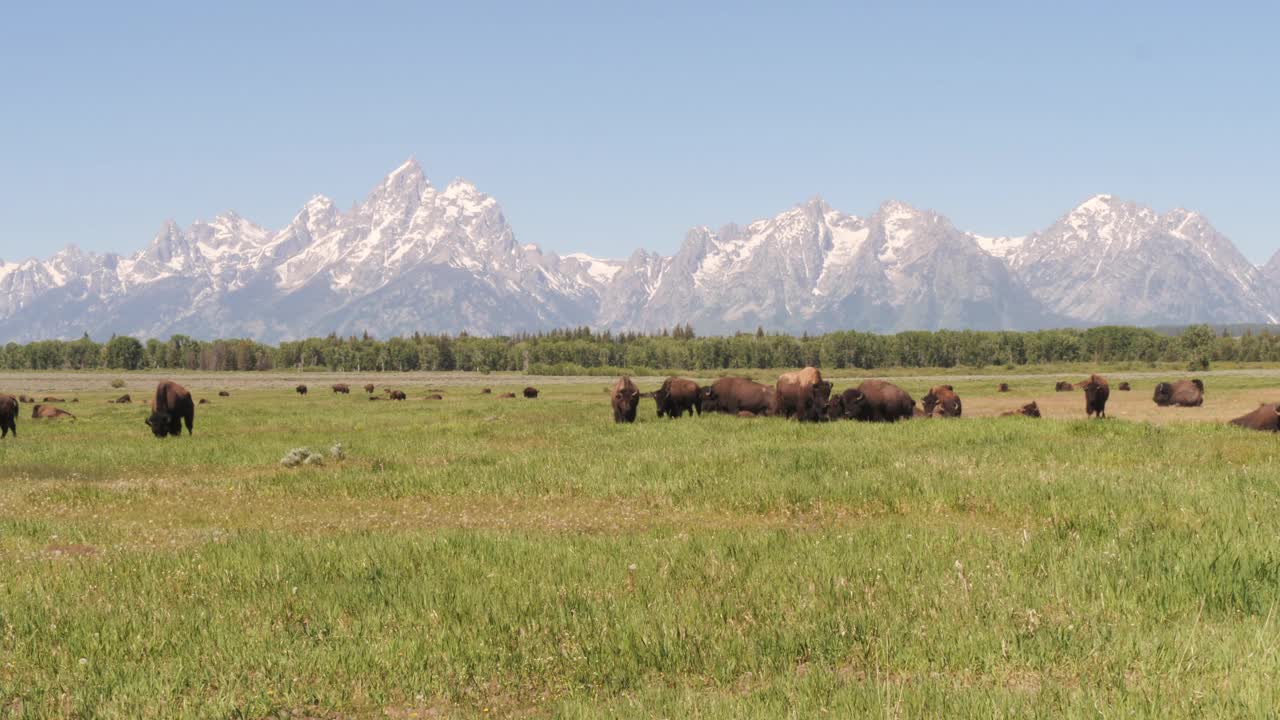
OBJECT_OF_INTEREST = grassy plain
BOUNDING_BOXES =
[1,369,1280,718]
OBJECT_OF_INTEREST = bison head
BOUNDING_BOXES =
[651,388,670,417]
[698,386,719,412]
[830,389,866,420]
[1192,379,1204,393]
[1152,382,1173,406]
[144,410,174,438]
[614,386,641,417]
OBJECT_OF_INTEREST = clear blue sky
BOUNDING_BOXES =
[1,1,1277,262]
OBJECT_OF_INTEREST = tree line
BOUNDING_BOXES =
[0,324,1266,373]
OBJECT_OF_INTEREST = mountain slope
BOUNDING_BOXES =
[0,162,1274,341]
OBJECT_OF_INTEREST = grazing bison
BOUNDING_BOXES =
[332,383,350,394]
[498,392,516,399]
[198,398,211,405]
[1000,401,1041,418]
[480,388,492,394]
[145,381,194,438]
[217,390,230,397]
[998,383,1010,392]
[922,385,962,418]
[1118,382,1132,391]
[1055,381,1073,392]
[1077,375,1110,418]
[42,396,64,403]
[0,394,16,438]
[1153,379,1204,407]
[652,376,702,418]
[775,367,831,422]
[611,376,642,423]
[389,390,407,400]
[296,384,308,395]
[700,377,776,416]
[1230,403,1280,432]
[110,394,131,404]
[364,384,375,394]
[523,387,539,399]
[31,404,75,420]
[827,380,915,422]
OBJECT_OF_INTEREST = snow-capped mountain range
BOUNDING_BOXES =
[1,159,1276,342]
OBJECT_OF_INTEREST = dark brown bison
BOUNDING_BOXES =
[296,384,308,395]
[997,383,1010,392]
[653,377,702,418]
[922,385,962,418]
[1118,382,1132,391]
[0,394,16,438]
[611,376,641,423]
[523,387,539,399]
[18,394,34,403]
[1153,379,1203,407]
[332,383,350,394]
[198,398,211,405]
[498,392,516,399]
[368,396,382,401]
[1077,375,1110,418]
[364,383,375,394]
[1000,401,1041,418]
[145,381,194,437]
[700,377,776,416]
[42,396,64,403]
[110,394,131,404]
[1055,381,1073,392]
[775,367,831,422]
[1229,403,1280,432]
[32,404,75,420]
[217,390,230,397]
[827,380,915,422]
[480,388,492,394]
[389,390,407,400]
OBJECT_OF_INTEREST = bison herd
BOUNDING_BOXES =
[601,369,1280,433]
[3,370,1280,441]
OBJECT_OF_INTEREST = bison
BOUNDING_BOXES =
[32,404,75,420]
[110,394,131,404]
[332,383,350,394]
[922,385,962,418]
[0,394,16,438]
[653,376,702,418]
[1077,375,1110,418]
[217,390,230,397]
[611,376,641,423]
[523,387,539,399]
[1153,379,1204,407]
[480,388,492,394]
[1229,403,1280,432]
[364,383,375,394]
[827,380,915,422]
[17,394,33,403]
[424,393,442,400]
[498,392,516,399]
[198,398,211,405]
[1000,401,1041,418]
[997,383,1010,392]
[1118,382,1132,391]
[700,377,776,416]
[389,390,407,400]
[296,384,308,395]
[775,367,831,422]
[145,381,194,437]
[1055,381,1073,392]
[42,396,65,403]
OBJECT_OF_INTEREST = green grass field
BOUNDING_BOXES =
[2,370,1280,718]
